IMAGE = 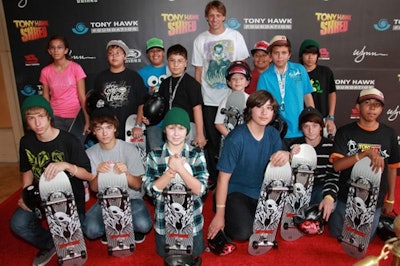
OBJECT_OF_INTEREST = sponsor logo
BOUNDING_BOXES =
[315,12,351,35]
[387,105,399,122]
[72,23,89,35]
[68,50,96,61]
[394,19,400,31]
[243,18,292,30]
[224,18,241,30]
[126,49,142,64]
[353,46,388,63]
[161,13,199,36]
[373,19,391,31]
[76,0,98,3]
[24,54,39,66]
[13,20,48,42]
[335,79,375,90]
[90,21,139,33]
[18,0,28,8]
[319,47,330,60]
[20,85,37,96]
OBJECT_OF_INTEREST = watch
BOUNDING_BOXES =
[326,115,335,121]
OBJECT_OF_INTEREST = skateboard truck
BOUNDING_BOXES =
[251,238,278,249]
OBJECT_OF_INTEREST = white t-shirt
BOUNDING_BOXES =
[192,28,249,107]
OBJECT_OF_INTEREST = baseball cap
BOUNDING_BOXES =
[106,40,129,55]
[21,95,54,120]
[251,40,269,55]
[268,35,289,51]
[357,88,385,105]
[146,37,164,52]
[299,39,320,56]
[225,61,251,81]
[298,107,324,128]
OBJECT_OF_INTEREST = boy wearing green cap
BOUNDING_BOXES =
[143,107,209,258]
[139,37,170,151]
[10,95,92,266]
[299,39,337,138]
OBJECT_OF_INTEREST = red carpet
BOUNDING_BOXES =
[1,178,399,266]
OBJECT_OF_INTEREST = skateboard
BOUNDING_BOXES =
[280,144,317,241]
[338,157,381,258]
[68,108,88,145]
[248,162,292,255]
[125,114,147,165]
[97,169,135,257]
[163,161,194,256]
[219,91,246,156]
[39,171,87,265]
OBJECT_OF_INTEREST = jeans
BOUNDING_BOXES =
[310,183,323,206]
[225,192,257,241]
[155,230,205,258]
[146,125,164,152]
[10,207,85,251]
[83,198,152,239]
[328,200,381,242]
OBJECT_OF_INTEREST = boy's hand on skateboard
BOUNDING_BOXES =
[43,162,69,180]
[269,151,290,167]
[168,154,186,174]
[364,149,384,173]
[114,162,128,175]
[96,161,113,173]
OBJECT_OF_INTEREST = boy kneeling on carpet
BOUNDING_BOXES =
[143,107,209,258]
[10,95,92,266]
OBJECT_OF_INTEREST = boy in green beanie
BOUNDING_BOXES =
[143,107,209,258]
[10,95,92,266]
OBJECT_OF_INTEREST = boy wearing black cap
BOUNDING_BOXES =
[287,107,339,221]
[93,40,148,141]
[329,88,400,240]
[83,107,152,244]
[143,107,209,257]
[10,95,92,266]
[299,39,337,137]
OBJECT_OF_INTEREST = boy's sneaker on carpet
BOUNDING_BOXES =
[32,246,56,266]
[135,233,146,243]
[101,235,107,245]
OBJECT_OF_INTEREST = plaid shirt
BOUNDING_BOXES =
[143,143,209,236]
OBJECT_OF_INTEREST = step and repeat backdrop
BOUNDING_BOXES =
[2,0,400,143]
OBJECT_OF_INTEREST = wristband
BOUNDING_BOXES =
[70,164,78,177]
[385,199,395,204]
[355,153,360,162]
[327,115,335,121]
[324,195,335,203]
[134,123,142,129]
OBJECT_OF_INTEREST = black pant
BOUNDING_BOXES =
[225,192,257,241]
[202,105,221,184]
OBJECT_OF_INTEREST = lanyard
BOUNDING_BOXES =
[275,65,287,112]
[168,73,185,109]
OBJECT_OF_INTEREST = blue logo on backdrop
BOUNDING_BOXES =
[20,85,36,96]
[373,19,391,31]
[72,23,89,35]
[224,18,241,30]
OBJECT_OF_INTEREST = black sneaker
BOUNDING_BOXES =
[101,235,108,245]
[32,246,56,266]
[135,233,146,243]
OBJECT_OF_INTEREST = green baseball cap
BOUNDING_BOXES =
[146,37,164,52]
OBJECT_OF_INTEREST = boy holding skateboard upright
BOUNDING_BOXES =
[329,88,400,239]
[10,95,92,266]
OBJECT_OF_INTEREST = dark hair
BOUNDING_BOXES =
[243,90,278,123]
[299,46,320,64]
[47,35,71,60]
[167,44,187,60]
[90,115,119,137]
[205,0,226,17]
[299,113,324,130]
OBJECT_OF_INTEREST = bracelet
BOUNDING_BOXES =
[327,115,335,121]
[216,205,226,208]
[385,199,395,204]
[134,123,142,129]
[355,153,360,162]
[70,164,78,177]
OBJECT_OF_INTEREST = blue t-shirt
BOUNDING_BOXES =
[138,63,169,93]
[217,124,282,199]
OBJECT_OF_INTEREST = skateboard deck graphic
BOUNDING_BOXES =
[280,144,317,241]
[125,114,147,165]
[97,170,135,257]
[338,157,381,258]
[39,171,87,265]
[163,162,194,256]
[248,162,292,255]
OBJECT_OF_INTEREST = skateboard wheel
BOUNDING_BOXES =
[273,241,278,248]
[337,235,343,242]
[283,223,289,230]
[288,186,293,193]
[68,249,74,257]
[358,244,364,252]
[107,246,113,256]
[58,256,63,264]
[130,244,135,252]
[186,245,192,254]
[165,244,170,253]
[81,250,87,259]
[252,241,259,249]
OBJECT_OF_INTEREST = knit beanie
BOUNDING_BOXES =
[299,39,320,57]
[21,95,54,120]
[162,107,190,135]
